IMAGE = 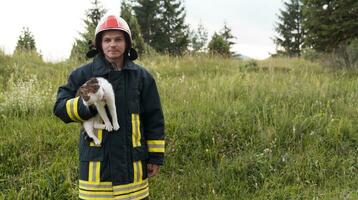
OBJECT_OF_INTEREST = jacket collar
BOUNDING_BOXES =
[92,54,138,76]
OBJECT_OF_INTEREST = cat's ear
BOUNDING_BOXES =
[79,86,91,98]
[88,78,98,85]
[94,84,100,92]
[79,86,86,94]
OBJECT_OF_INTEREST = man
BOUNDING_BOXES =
[54,14,165,200]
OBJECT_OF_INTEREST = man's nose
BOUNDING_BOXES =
[109,40,116,46]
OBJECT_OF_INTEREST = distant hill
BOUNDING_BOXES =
[233,53,252,60]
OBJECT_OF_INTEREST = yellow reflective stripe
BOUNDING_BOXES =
[147,140,165,153]
[79,183,113,191]
[136,115,141,147]
[78,179,149,198]
[88,161,100,182]
[131,114,141,147]
[79,180,112,186]
[96,162,101,182]
[90,129,102,147]
[79,180,113,191]
[79,190,113,195]
[132,161,143,183]
[66,99,76,121]
[113,181,148,196]
[73,96,84,121]
[147,140,165,145]
[79,195,113,200]
[65,97,84,122]
[148,147,165,153]
[131,114,135,147]
[113,179,148,190]
[114,185,149,199]
[79,189,114,199]
[88,162,94,182]
[138,161,143,182]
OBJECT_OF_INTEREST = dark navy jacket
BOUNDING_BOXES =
[53,54,165,186]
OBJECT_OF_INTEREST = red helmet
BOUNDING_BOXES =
[95,15,132,41]
[87,14,137,60]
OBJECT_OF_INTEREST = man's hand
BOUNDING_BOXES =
[147,164,160,178]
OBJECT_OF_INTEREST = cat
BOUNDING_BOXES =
[78,77,119,145]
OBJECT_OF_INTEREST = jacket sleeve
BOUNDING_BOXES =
[141,73,165,165]
[53,69,96,123]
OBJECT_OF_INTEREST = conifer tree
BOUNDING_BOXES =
[190,21,208,53]
[274,0,304,57]
[154,0,189,55]
[70,0,106,60]
[303,0,358,52]
[120,0,147,55]
[208,32,230,56]
[302,0,358,66]
[220,23,236,55]
[133,0,161,45]
[134,0,189,55]
[15,27,37,52]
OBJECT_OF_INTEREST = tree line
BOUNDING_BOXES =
[273,0,358,67]
[15,0,237,60]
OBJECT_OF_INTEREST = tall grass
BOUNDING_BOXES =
[0,52,357,199]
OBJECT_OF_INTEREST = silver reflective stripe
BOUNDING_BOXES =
[79,182,112,189]
[114,186,149,199]
[131,114,141,147]
[136,161,140,182]
[69,99,77,121]
[129,188,149,199]
[134,114,140,147]
[88,162,100,182]
[114,188,149,200]
[113,181,147,193]
[147,144,165,149]
[79,192,113,199]
[91,162,97,182]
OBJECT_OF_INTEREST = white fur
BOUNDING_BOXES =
[82,77,119,145]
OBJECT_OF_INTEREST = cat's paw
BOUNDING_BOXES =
[104,122,113,132]
[93,138,101,146]
[113,122,120,131]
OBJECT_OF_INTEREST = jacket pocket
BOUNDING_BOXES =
[79,131,104,162]
[132,145,148,161]
[128,87,141,114]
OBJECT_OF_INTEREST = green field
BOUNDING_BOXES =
[0,52,357,199]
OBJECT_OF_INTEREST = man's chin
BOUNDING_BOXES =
[108,54,122,59]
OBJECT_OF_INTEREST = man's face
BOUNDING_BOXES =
[101,30,126,61]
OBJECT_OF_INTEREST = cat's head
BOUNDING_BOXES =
[79,78,102,105]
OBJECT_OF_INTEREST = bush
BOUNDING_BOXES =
[347,39,358,68]
[302,48,324,61]
[302,40,358,69]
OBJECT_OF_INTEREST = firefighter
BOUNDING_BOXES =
[54,14,165,200]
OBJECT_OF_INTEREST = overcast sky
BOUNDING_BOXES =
[0,0,284,62]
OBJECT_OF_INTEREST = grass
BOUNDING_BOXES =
[0,52,357,199]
